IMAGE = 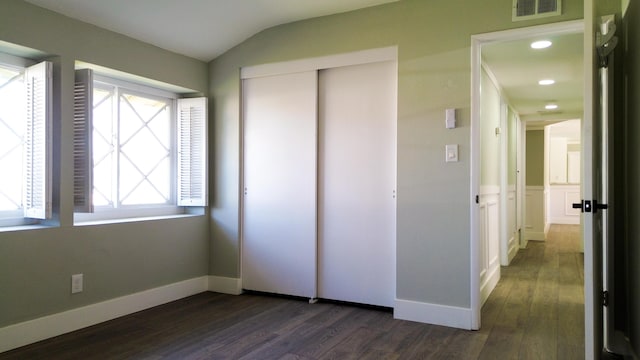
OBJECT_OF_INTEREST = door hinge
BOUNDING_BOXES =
[603,290,609,307]
[475,195,479,204]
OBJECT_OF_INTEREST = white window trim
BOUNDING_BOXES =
[93,74,179,99]
[0,52,35,69]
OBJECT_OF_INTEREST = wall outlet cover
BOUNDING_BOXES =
[71,274,83,294]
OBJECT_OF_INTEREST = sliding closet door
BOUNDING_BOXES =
[318,61,397,307]
[242,71,317,298]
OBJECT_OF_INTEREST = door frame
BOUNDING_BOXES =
[470,20,586,330]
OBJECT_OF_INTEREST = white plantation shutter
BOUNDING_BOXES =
[23,61,52,219]
[177,97,207,206]
[73,69,94,212]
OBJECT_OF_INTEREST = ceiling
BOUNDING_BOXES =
[24,0,582,131]
[25,0,397,62]
[482,31,584,126]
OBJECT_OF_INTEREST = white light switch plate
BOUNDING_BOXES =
[446,108,456,129]
[446,144,458,162]
[71,274,83,294]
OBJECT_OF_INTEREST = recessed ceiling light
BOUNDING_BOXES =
[545,104,559,110]
[531,40,552,49]
[539,79,555,85]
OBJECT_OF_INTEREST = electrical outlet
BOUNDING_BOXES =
[71,274,83,294]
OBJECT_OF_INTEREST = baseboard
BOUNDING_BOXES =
[480,263,500,306]
[508,237,519,263]
[525,230,546,241]
[549,217,580,225]
[0,276,208,354]
[394,299,473,330]
[208,276,242,295]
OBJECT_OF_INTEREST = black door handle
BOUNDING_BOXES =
[572,200,608,213]
[593,200,608,213]
[573,200,592,213]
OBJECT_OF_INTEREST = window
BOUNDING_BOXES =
[0,59,52,225]
[74,69,206,221]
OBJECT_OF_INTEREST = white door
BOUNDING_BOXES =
[241,71,318,299]
[317,61,397,307]
[597,15,617,355]
[583,1,599,357]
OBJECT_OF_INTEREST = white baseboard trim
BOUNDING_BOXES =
[480,264,500,306]
[0,276,208,354]
[208,276,242,295]
[508,237,519,263]
[394,299,472,330]
[525,230,546,241]
[549,217,580,225]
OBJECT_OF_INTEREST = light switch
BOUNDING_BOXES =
[446,144,458,162]
[445,108,456,129]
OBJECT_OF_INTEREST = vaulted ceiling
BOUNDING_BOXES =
[25,0,398,62]
[25,0,582,129]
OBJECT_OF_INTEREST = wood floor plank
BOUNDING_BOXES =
[0,224,584,360]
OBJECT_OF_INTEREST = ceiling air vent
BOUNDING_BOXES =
[513,0,561,21]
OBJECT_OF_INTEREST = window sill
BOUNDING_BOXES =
[74,209,205,227]
[0,224,57,233]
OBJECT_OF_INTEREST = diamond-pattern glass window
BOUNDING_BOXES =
[92,83,172,208]
[0,65,25,212]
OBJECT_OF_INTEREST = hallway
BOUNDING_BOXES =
[479,224,585,359]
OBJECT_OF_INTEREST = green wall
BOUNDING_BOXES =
[526,130,544,186]
[209,0,583,308]
[0,0,209,328]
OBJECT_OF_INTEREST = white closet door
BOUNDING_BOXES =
[242,71,317,298]
[318,61,397,307]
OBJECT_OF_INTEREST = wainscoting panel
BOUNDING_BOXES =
[479,186,500,305]
[506,186,519,263]
[548,184,580,225]
[525,186,545,242]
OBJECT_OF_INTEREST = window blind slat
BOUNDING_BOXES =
[74,69,94,212]
[23,61,52,219]
[177,97,207,206]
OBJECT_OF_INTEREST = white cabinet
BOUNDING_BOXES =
[241,58,397,307]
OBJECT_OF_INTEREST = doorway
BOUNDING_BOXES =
[470,20,585,331]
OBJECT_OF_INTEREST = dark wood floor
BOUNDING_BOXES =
[1,225,584,360]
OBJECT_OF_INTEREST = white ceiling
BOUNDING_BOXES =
[482,31,584,125]
[25,0,397,62]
